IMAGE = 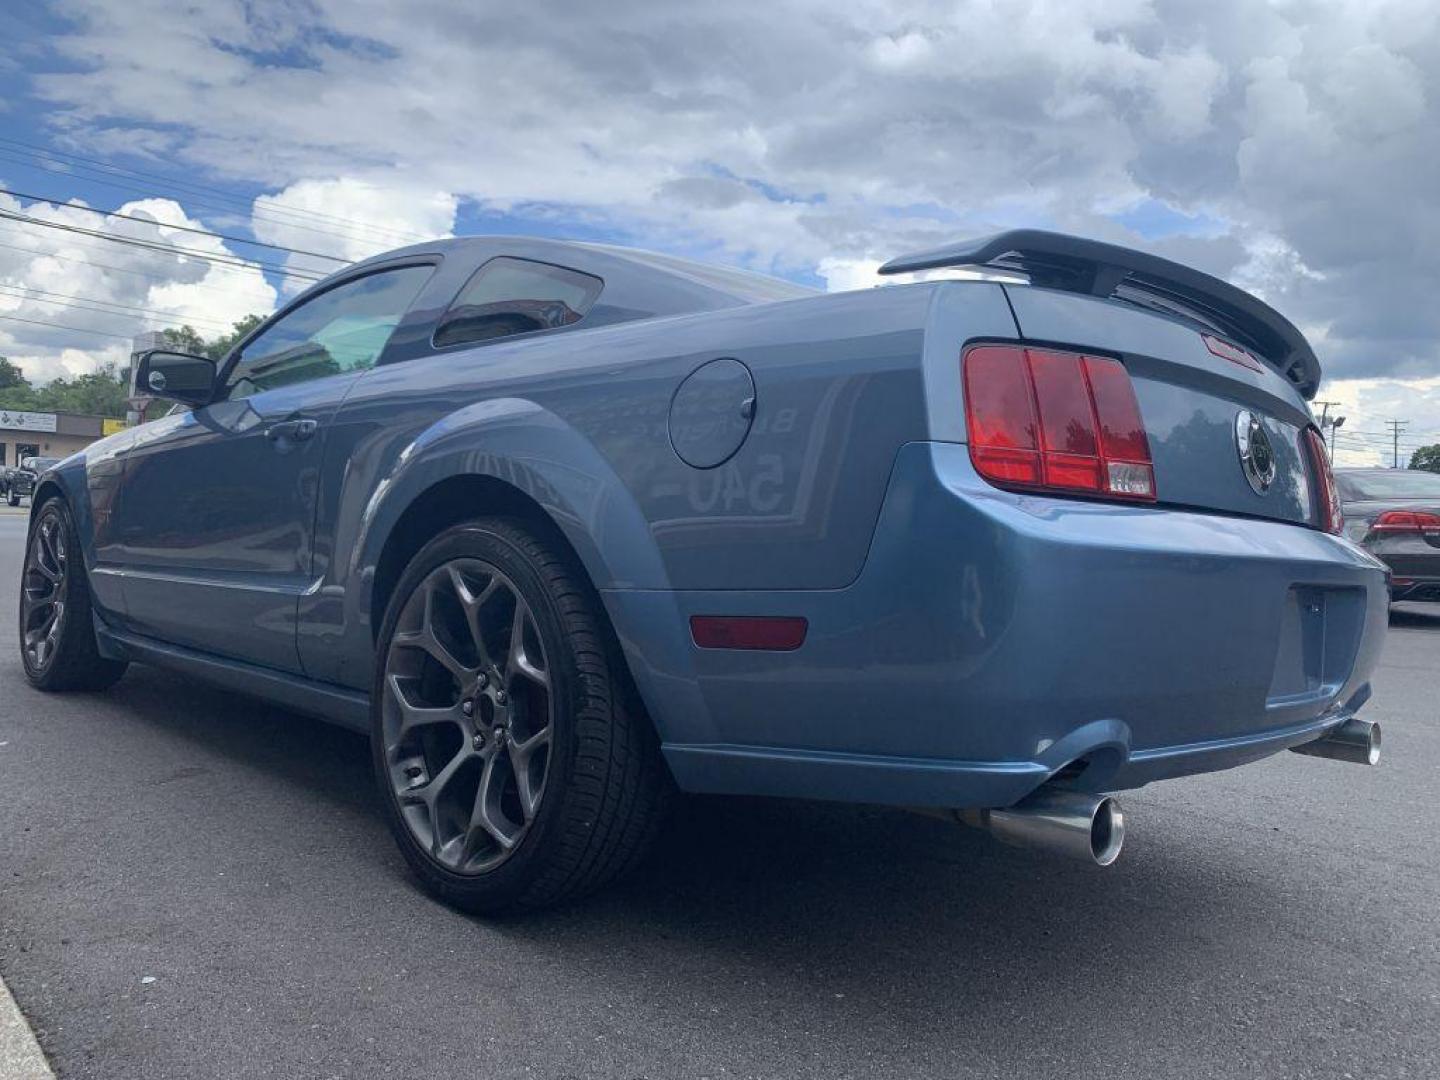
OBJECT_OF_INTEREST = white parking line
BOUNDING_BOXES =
[0,975,54,1079]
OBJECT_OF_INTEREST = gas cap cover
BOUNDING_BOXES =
[668,358,756,469]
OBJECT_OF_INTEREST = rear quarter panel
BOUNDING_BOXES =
[306,283,1020,691]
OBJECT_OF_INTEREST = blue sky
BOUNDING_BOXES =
[3,0,1440,463]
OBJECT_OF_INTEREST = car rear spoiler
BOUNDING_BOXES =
[879,229,1320,399]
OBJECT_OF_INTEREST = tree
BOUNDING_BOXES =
[1410,444,1440,473]
[0,357,30,391]
[162,314,265,361]
[0,313,265,421]
[160,325,207,356]
[203,314,264,360]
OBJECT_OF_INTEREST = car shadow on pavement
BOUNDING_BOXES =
[68,660,1376,1073]
[1390,602,1440,629]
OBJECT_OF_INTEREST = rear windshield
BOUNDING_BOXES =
[23,457,59,472]
[1337,471,1440,500]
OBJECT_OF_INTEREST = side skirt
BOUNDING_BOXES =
[95,619,371,733]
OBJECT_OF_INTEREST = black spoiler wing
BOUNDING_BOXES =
[879,229,1320,399]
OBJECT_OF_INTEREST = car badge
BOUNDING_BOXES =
[1235,410,1276,495]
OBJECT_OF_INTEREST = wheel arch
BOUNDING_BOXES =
[352,397,704,746]
[29,477,65,515]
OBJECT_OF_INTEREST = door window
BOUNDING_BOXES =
[227,265,433,398]
[433,257,603,348]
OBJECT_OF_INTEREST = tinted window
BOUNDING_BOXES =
[229,265,432,397]
[23,457,59,471]
[433,257,602,348]
[1338,470,1440,500]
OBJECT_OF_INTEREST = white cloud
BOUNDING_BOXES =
[252,176,457,288]
[0,188,276,382]
[4,0,1440,450]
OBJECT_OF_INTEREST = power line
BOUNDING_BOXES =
[0,235,277,299]
[0,210,327,283]
[0,149,408,253]
[0,185,353,265]
[0,136,431,246]
[0,283,235,334]
[0,313,136,341]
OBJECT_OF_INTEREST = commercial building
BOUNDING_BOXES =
[0,409,125,467]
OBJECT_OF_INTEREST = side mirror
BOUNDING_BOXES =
[131,350,216,406]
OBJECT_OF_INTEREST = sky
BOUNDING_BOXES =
[1,0,1439,465]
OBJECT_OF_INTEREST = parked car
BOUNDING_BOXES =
[1336,467,1440,601]
[18,230,1388,913]
[9,456,60,506]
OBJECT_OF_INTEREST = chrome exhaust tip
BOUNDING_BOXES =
[1290,717,1381,766]
[961,790,1125,866]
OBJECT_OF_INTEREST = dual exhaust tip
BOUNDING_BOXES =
[952,717,1380,868]
[1290,717,1382,766]
[956,790,1125,867]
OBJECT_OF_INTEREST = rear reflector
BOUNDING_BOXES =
[1302,427,1345,535]
[962,345,1155,502]
[1371,510,1440,534]
[690,615,808,651]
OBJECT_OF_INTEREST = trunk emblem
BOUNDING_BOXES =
[1235,410,1277,495]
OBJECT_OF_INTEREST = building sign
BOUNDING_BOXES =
[102,418,129,436]
[0,410,58,433]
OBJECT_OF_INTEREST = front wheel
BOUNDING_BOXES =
[19,498,128,691]
[8,492,19,507]
[372,518,669,914]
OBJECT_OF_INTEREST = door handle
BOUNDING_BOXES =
[265,418,319,444]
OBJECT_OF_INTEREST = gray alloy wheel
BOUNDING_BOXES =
[372,518,670,914]
[381,558,554,875]
[21,509,69,672]
[18,498,127,691]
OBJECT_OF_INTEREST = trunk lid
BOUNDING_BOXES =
[883,230,1327,528]
[1002,283,1321,527]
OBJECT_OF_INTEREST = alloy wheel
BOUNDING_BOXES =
[381,559,554,874]
[21,510,68,672]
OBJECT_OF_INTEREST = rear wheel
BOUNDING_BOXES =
[372,518,669,913]
[19,498,128,691]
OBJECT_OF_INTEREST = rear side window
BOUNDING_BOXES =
[433,257,603,348]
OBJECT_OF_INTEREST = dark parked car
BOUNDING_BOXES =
[9,456,60,506]
[1337,467,1440,601]
[18,230,1387,913]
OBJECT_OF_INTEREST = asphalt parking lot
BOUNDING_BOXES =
[1,510,1438,1080]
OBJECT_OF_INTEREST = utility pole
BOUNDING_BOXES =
[1385,420,1409,469]
[1313,401,1345,457]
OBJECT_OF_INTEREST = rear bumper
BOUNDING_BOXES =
[1359,538,1440,601]
[610,441,1389,809]
[1391,578,1440,602]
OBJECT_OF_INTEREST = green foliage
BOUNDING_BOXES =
[0,360,131,419]
[0,357,28,390]
[1410,444,1440,473]
[162,314,264,361]
[0,314,264,420]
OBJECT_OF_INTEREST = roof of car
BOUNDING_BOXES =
[347,235,817,312]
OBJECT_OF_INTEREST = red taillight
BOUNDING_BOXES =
[962,345,1155,502]
[1302,427,1344,535]
[1371,510,1440,534]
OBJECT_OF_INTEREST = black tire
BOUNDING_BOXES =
[19,497,128,691]
[372,517,670,914]
[7,493,19,507]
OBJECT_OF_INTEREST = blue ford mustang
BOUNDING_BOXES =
[19,230,1387,912]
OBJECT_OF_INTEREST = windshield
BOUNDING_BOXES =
[1337,470,1440,500]
[21,457,60,472]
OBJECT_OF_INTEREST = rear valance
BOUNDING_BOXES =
[879,229,1320,399]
